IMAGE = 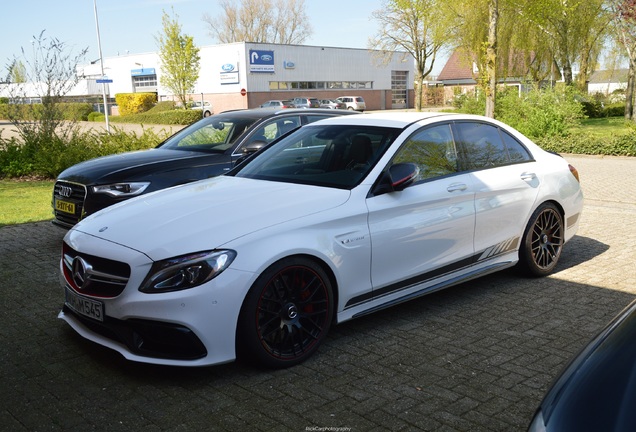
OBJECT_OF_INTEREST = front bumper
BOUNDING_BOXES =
[59,232,256,367]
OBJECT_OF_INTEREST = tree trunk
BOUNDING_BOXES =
[577,49,590,91]
[485,0,498,118]
[562,60,574,86]
[415,72,424,111]
[627,59,635,121]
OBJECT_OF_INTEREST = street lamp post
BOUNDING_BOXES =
[93,0,110,133]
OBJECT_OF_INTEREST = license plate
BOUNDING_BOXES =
[55,199,75,214]
[65,287,104,322]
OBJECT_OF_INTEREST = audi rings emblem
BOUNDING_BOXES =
[57,185,73,198]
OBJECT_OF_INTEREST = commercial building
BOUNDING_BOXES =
[75,42,415,113]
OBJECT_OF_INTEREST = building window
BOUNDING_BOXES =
[132,75,157,88]
[268,81,373,91]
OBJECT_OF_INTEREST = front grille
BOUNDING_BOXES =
[62,241,131,298]
[53,181,87,227]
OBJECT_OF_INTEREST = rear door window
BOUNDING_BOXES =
[453,122,509,170]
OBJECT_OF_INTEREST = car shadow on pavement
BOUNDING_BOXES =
[553,234,609,272]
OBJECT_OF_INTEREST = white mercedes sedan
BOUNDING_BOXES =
[58,112,583,368]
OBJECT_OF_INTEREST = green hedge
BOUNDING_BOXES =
[0,128,170,178]
[0,102,94,121]
[535,131,636,157]
[90,109,202,125]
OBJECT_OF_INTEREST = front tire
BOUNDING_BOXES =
[237,257,334,368]
[518,203,564,277]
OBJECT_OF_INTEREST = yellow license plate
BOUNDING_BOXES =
[55,199,75,214]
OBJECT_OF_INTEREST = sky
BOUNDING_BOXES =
[1,0,410,70]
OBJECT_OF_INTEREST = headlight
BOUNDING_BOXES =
[140,250,237,293]
[92,182,150,197]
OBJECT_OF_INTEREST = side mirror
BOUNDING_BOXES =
[373,163,420,195]
[242,140,267,155]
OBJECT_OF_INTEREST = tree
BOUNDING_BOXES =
[512,0,609,87]
[203,0,312,44]
[370,0,454,111]
[5,60,27,83]
[6,30,88,142]
[156,9,201,109]
[609,0,636,120]
[448,0,509,118]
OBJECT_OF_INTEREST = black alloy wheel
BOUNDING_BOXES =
[238,257,333,368]
[518,203,564,277]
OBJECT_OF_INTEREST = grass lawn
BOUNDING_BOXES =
[0,180,54,226]
[575,117,634,137]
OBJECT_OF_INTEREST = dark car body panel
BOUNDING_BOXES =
[529,300,636,432]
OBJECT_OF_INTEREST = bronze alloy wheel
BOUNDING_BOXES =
[519,203,564,277]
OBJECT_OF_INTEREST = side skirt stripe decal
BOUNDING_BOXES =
[345,236,520,310]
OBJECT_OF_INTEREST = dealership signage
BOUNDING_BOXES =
[220,61,239,85]
[249,50,275,73]
[131,68,156,76]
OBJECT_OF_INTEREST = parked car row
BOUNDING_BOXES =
[259,100,295,109]
[56,111,583,371]
[258,96,366,111]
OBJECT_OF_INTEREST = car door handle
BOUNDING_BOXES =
[447,183,468,192]
[520,172,537,182]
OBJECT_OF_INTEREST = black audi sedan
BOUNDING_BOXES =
[528,299,636,432]
[52,108,357,228]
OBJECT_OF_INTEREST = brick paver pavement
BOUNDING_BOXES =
[1,155,634,432]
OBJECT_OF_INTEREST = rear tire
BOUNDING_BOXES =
[518,203,564,277]
[237,257,334,368]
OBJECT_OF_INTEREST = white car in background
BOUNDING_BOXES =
[189,101,213,117]
[58,112,583,368]
[337,96,366,111]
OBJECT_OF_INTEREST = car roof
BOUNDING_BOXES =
[309,111,454,128]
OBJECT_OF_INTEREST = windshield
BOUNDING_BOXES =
[234,124,401,189]
[158,115,260,153]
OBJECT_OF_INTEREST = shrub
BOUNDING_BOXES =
[455,85,585,137]
[0,127,170,179]
[603,103,626,118]
[87,111,103,122]
[453,91,485,114]
[496,85,585,137]
[535,130,636,157]
[0,102,93,121]
[148,101,177,112]
[60,103,93,121]
[115,93,157,116]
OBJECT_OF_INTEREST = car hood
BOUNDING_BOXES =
[57,148,220,184]
[70,176,351,261]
